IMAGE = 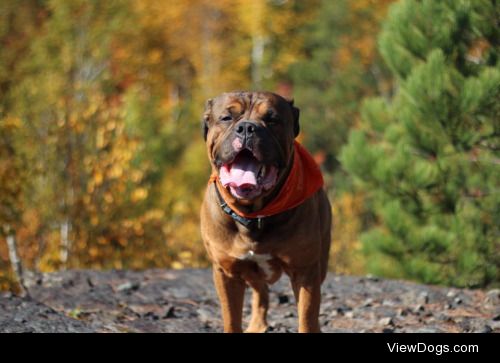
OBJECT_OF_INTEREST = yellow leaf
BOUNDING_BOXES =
[94,171,103,186]
[171,261,183,270]
[104,192,114,204]
[179,251,192,260]
[131,187,148,202]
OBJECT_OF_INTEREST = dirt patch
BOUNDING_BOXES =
[0,269,498,333]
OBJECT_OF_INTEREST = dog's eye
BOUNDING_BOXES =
[263,110,279,124]
[220,115,232,122]
[266,115,280,125]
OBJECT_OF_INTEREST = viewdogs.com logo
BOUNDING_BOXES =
[387,343,479,355]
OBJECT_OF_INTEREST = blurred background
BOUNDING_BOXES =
[0,0,498,292]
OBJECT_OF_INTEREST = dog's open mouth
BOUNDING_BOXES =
[219,149,278,200]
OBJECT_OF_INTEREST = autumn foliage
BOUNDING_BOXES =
[0,0,328,290]
[3,0,495,291]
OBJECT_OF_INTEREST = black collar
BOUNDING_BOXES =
[214,183,264,229]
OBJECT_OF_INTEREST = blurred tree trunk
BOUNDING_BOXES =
[5,227,28,296]
[251,33,265,89]
[59,219,71,269]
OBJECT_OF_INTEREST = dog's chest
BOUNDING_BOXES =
[236,250,274,279]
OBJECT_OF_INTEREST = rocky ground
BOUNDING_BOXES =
[0,269,498,333]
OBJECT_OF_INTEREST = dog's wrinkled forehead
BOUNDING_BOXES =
[211,91,291,120]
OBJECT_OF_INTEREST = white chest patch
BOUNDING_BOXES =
[237,251,273,279]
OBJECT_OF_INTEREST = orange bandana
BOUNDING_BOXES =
[208,141,324,218]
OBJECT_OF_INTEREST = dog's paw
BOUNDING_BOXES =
[245,322,269,333]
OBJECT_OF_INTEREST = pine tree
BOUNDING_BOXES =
[341,0,500,287]
[290,0,393,178]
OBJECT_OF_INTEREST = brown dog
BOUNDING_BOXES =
[200,91,331,333]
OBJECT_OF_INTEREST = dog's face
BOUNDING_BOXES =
[203,91,300,204]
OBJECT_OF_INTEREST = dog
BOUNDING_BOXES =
[200,91,331,332]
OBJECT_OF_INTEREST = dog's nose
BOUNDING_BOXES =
[235,121,256,138]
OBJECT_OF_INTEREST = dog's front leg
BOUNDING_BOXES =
[212,266,246,333]
[290,265,322,333]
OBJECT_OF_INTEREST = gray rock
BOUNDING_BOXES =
[362,298,374,307]
[378,317,393,326]
[116,281,140,292]
[446,290,457,298]
[344,311,354,319]
[413,327,442,333]
[196,307,214,323]
[485,289,500,306]
[418,291,430,305]
[401,290,429,305]
[474,325,493,333]
[382,299,397,307]
[413,304,425,314]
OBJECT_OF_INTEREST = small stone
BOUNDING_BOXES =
[336,305,352,315]
[401,290,427,305]
[116,281,140,292]
[365,274,380,282]
[378,317,393,326]
[446,290,457,298]
[143,311,159,320]
[417,291,429,305]
[382,299,396,307]
[324,293,337,300]
[458,318,472,332]
[362,298,374,307]
[414,327,440,333]
[397,308,410,317]
[413,304,425,313]
[163,306,176,319]
[485,289,500,306]
[492,314,500,321]
[489,320,500,331]
[344,311,354,319]
[475,325,492,333]
[454,297,463,305]
[196,308,213,323]
[321,301,335,310]
[14,316,26,323]
[382,327,394,333]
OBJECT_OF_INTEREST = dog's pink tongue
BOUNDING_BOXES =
[220,153,260,188]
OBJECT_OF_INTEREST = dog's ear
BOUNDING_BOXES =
[202,98,213,141]
[287,98,300,138]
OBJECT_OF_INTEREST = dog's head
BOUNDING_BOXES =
[203,91,300,205]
